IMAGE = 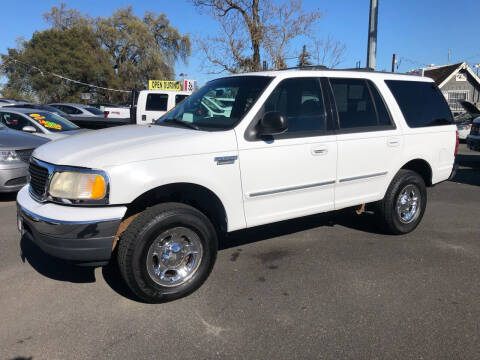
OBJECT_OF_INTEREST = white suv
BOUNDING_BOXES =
[17,69,457,302]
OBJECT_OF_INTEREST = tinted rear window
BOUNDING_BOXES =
[385,80,453,128]
[146,94,168,111]
[85,107,104,116]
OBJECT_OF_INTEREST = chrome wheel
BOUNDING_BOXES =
[396,184,421,224]
[146,227,203,287]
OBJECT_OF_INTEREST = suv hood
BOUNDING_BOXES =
[33,124,238,168]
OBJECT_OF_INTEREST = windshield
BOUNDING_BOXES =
[26,112,79,132]
[156,76,272,130]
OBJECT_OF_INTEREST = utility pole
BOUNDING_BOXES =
[391,53,396,72]
[366,0,379,70]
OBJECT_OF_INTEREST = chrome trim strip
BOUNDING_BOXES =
[249,180,335,198]
[18,205,122,226]
[214,156,238,165]
[339,171,388,183]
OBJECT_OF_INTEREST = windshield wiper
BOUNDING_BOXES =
[161,118,201,130]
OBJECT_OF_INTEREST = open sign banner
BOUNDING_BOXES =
[148,80,182,91]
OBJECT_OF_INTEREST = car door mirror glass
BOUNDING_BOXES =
[257,111,288,136]
[22,125,37,133]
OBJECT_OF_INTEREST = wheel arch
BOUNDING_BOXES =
[399,158,433,186]
[123,182,229,234]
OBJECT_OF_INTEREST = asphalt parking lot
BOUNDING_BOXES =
[1,144,479,360]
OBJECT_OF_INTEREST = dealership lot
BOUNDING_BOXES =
[0,144,479,360]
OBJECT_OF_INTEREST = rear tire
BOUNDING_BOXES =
[377,170,427,235]
[117,202,218,303]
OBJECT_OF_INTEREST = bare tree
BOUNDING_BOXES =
[192,0,263,73]
[192,0,336,73]
[312,35,346,68]
[43,2,90,30]
[263,0,321,70]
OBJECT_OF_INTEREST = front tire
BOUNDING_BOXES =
[117,203,218,303]
[377,170,427,235]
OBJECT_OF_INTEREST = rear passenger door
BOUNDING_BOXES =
[238,77,337,227]
[327,78,402,209]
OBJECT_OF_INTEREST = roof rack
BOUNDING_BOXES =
[277,65,329,71]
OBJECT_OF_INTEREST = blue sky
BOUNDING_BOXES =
[1,0,479,87]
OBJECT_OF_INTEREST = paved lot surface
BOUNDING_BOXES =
[1,144,479,360]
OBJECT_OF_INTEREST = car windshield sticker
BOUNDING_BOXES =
[29,113,62,130]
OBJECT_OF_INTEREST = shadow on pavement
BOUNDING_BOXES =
[102,257,142,302]
[221,208,386,250]
[451,153,480,186]
[20,234,95,283]
[19,207,385,302]
[0,192,17,202]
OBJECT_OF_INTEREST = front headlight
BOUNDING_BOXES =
[0,150,20,162]
[49,171,107,201]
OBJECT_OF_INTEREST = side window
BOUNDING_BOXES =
[385,80,453,128]
[58,105,82,115]
[175,94,189,105]
[330,78,377,129]
[263,77,325,133]
[146,94,168,111]
[0,113,31,131]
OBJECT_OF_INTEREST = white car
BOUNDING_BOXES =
[17,69,457,302]
[457,122,473,140]
[0,108,88,140]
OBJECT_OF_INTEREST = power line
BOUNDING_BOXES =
[1,54,130,93]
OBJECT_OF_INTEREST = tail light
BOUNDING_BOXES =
[103,111,109,118]
[454,130,459,156]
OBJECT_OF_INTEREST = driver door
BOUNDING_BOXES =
[237,77,337,228]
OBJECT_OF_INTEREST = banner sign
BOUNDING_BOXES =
[148,80,182,91]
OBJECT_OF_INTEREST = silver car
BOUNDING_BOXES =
[48,103,105,117]
[0,123,49,193]
[0,108,88,140]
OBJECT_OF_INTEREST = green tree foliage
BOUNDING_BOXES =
[297,45,312,67]
[1,27,118,103]
[96,7,191,90]
[1,4,191,103]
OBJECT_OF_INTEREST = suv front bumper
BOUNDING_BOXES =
[16,186,127,266]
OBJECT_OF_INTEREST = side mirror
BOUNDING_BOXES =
[257,111,288,136]
[22,126,37,133]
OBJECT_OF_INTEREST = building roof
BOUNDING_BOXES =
[423,63,463,85]
[423,62,480,88]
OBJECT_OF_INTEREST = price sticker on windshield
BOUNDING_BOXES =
[29,113,62,130]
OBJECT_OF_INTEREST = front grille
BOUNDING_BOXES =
[471,123,479,136]
[28,161,49,198]
[16,149,33,163]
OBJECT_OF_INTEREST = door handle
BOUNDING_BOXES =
[142,114,147,121]
[311,145,328,156]
[387,137,400,147]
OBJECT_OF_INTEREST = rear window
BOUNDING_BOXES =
[85,107,104,116]
[385,80,453,128]
[146,94,168,111]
